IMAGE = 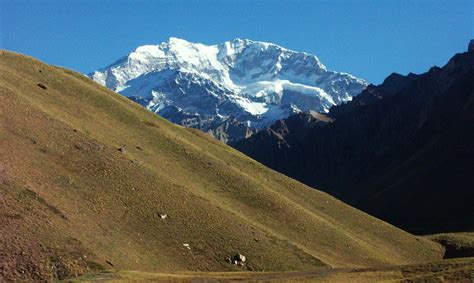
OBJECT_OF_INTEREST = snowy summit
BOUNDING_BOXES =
[90,37,367,143]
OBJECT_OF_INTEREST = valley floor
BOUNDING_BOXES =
[74,258,474,282]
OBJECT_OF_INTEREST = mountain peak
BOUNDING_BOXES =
[229,37,253,44]
[90,38,367,143]
[167,36,187,43]
[165,37,202,50]
[228,38,278,49]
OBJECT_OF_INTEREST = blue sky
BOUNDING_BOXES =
[1,0,472,83]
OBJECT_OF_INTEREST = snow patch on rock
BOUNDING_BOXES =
[90,37,367,141]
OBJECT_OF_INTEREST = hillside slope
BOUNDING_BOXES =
[235,46,474,234]
[0,50,441,281]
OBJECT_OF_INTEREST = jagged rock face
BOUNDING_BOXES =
[235,48,474,234]
[90,38,366,142]
[469,39,474,52]
[206,118,256,145]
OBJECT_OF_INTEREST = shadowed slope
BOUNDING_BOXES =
[427,233,474,259]
[235,48,474,234]
[0,50,441,281]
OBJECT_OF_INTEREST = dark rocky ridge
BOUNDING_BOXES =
[235,44,474,234]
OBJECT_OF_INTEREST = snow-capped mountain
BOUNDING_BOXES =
[90,37,367,143]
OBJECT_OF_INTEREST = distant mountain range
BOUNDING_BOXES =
[235,43,474,234]
[90,38,366,143]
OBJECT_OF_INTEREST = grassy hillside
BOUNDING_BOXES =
[0,50,442,281]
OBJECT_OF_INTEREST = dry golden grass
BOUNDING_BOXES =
[0,50,443,281]
[75,258,474,282]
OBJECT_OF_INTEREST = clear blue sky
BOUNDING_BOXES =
[1,0,473,83]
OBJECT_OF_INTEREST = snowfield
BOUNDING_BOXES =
[90,37,367,141]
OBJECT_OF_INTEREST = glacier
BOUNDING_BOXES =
[90,37,367,143]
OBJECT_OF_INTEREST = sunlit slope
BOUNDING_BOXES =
[0,50,442,280]
[76,258,474,282]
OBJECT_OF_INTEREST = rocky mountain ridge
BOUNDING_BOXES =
[235,43,474,234]
[90,38,366,143]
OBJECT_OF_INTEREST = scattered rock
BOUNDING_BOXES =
[136,146,143,150]
[229,253,246,266]
[235,253,246,263]
[158,213,167,219]
[154,212,167,219]
[183,243,191,250]
[37,83,47,90]
[105,260,114,267]
[117,146,125,152]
